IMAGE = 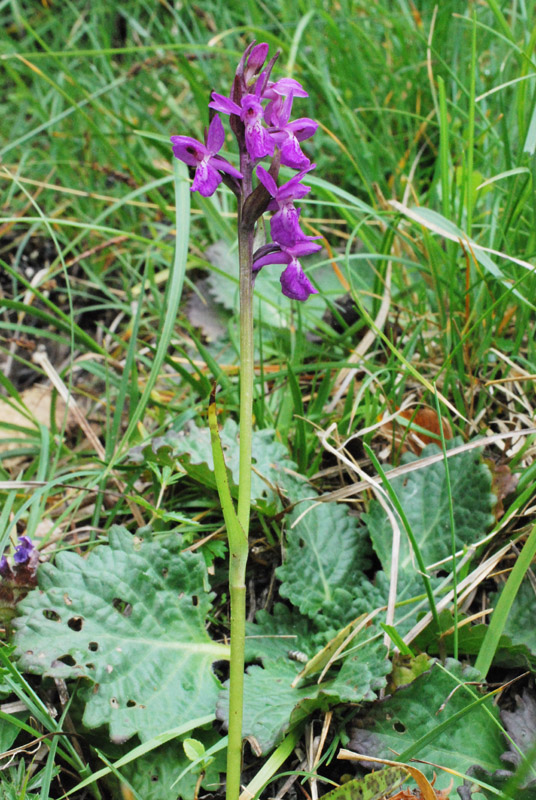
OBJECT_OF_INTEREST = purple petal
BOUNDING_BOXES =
[170,136,207,166]
[210,155,243,180]
[245,124,274,160]
[280,135,311,170]
[205,114,225,153]
[191,161,222,197]
[245,43,269,83]
[264,93,293,127]
[265,78,308,99]
[280,259,318,301]
[276,175,311,203]
[271,206,306,247]
[256,166,278,197]
[253,249,290,271]
[13,536,35,565]
[209,93,241,116]
[240,94,264,121]
[286,117,318,142]
[286,238,322,257]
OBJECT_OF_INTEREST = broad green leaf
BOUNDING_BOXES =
[218,660,323,754]
[245,603,319,665]
[365,438,495,574]
[218,642,389,754]
[319,767,407,800]
[276,495,382,626]
[14,527,226,743]
[348,659,504,790]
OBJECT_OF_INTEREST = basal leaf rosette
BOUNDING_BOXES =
[14,527,226,743]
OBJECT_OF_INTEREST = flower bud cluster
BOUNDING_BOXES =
[170,42,320,301]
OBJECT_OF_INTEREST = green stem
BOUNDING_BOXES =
[225,156,255,800]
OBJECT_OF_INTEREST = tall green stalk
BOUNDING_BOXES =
[227,156,255,800]
[208,154,257,800]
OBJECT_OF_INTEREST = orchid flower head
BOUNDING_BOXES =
[252,238,321,301]
[256,165,315,246]
[170,114,242,197]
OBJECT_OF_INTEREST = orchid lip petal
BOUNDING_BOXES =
[191,161,222,197]
[280,259,318,301]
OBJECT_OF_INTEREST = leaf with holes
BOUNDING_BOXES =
[14,527,226,743]
[364,438,495,575]
[347,659,504,791]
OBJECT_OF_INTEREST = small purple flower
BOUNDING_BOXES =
[170,115,243,197]
[257,165,314,246]
[209,92,274,160]
[270,117,318,170]
[253,239,321,301]
[0,555,11,578]
[13,536,35,565]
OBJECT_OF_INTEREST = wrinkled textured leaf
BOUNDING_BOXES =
[365,439,495,574]
[348,659,504,790]
[320,767,407,800]
[276,493,381,626]
[218,642,389,754]
[14,527,224,743]
[245,603,319,665]
[387,653,432,692]
[458,764,535,800]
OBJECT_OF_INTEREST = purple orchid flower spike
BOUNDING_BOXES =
[257,165,314,246]
[170,115,243,197]
[209,91,274,161]
[252,238,321,301]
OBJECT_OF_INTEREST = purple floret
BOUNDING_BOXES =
[13,536,35,564]
[252,239,321,301]
[170,115,242,197]
[256,165,314,247]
